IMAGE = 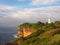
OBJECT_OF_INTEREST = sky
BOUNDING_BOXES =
[0,0,60,33]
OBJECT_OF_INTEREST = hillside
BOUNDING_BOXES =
[3,21,60,45]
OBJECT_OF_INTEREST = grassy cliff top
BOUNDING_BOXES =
[15,21,60,45]
[3,21,60,45]
[18,22,44,29]
[18,21,60,30]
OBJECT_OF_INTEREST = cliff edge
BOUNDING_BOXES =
[2,21,60,45]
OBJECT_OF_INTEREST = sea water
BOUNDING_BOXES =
[0,33,17,45]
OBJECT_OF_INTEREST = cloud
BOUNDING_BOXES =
[0,4,24,27]
[9,6,60,19]
[7,6,60,23]
[0,4,18,17]
[0,6,60,27]
[0,0,60,33]
[0,4,18,32]
[0,17,21,27]
[31,0,60,6]
[0,4,15,11]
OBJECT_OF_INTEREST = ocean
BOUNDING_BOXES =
[0,33,17,45]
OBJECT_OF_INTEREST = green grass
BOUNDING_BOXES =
[14,21,60,45]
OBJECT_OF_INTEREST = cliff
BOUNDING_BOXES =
[17,22,44,37]
[2,21,60,45]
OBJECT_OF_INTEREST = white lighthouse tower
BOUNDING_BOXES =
[48,16,51,24]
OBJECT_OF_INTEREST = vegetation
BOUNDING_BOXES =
[18,21,44,29]
[17,21,60,45]
[3,21,60,45]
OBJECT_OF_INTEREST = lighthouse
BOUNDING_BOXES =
[48,16,51,24]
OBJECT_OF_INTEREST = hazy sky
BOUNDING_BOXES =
[0,0,60,28]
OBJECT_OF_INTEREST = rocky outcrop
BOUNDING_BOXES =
[18,26,36,37]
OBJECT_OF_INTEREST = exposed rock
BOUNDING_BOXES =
[18,26,36,37]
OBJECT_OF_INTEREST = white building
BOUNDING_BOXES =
[48,16,51,23]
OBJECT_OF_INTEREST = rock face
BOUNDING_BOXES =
[18,26,36,37]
